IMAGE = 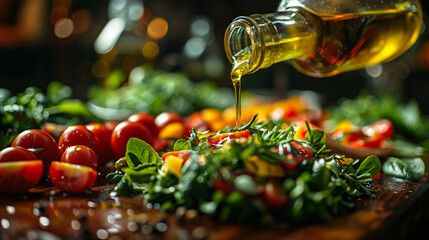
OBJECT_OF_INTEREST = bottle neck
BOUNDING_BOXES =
[224,8,317,78]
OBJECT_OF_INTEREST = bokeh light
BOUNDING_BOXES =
[142,41,160,59]
[54,18,74,39]
[92,60,110,78]
[147,17,168,40]
[71,10,93,34]
[184,37,206,59]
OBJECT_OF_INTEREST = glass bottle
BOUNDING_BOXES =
[224,0,423,80]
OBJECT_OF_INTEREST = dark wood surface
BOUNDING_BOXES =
[1,160,429,240]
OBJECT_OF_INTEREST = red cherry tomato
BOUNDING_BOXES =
[185,112,210,136]
[60,145,98,170]
[105,121,120,131]
[207,130,250,146]
[111,121,154,158]
[263,180,289,210]
[128,113,160,138]
[0,146,38,163]
[0,160,44,194]
[12,129,60,175]
[281,142,314,171]
[161,150,191,163]
[363,119,394,139]
[86,123,115,166]
[152,138,172,152]
[49,161,98,193]
[213,178,233,196]
[58,125,98,155]
[155,112,183,129]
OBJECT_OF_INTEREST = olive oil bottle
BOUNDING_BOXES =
[225,0,422,126]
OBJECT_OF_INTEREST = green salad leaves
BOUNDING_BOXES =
[107,119,381,224]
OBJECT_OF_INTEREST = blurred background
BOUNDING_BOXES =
[1,0,429,113]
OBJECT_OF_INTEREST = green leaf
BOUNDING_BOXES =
[173,139,191,151]
[355,155,381,178]
[106,171,124,184]
[46,100,101,122]
[122,163,158,183]
[126,138,161,167]
[382,157,425,181]
[113,174,134,196]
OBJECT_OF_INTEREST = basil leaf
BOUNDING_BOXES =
[122,163,158,183]
[126,138,161,167]
[355,155,381,178]
[173,139,191,151]
[382,157,425,181]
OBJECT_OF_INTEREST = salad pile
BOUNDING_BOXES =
[107,116,381,224]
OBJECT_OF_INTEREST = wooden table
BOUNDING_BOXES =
[1,162,429,240]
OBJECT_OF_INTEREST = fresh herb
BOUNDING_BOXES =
[382,157,425,181]
[108,118,381,224]
[0,82,100,148]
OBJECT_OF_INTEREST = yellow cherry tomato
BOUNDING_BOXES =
[159,122,185,139]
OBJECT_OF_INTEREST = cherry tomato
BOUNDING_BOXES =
[363,119,394,139]
[155,112,183,129]
[86,123,115,166]
[159,122,186,139]
[152,138,172,152]
[60,145,98,169]
[42,123,66,142]
[161,150,191,163]
[58,125,98,156]
[111,121,154,158]
[128,113,160,138]
[281,142,314,171]
[263,180,289,210]
[49,161,98,193]
[105,121,120,131]
[207,130,250,146]
[213,178,233,196]
[185,112,210,135]
[0,160,44,194]
[12,129,60,175]
[0,146,38,163]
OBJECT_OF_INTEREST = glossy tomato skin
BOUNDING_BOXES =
[111,121,154,158]
[185,112,210,135]
[128,113,159,138]
[12,129,60,174]
[86,123,115,166]
[281,142,314,171]
[58,125,98,156]
[0,160,44,194]
[263,180,289,210]
[105,121,120,132]
[363,119,394,139]
[155,112,183,129]
[49,161,97,193]
[152,138,171,153]
[0,146,38,163]
[60,145,98,169]
[207,130,250,146]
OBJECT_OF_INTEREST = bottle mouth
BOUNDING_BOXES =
[224,16,264,74]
